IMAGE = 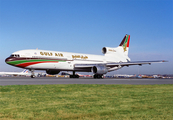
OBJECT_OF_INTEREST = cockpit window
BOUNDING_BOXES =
[10,54,20,57]
[10,55,14,57]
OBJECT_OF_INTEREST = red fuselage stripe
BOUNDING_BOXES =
[16,61,59,68]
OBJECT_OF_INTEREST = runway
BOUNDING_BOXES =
[0,77,173,85]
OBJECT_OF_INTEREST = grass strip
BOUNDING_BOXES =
[0,84,173,120]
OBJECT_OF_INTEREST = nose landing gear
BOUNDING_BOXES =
[30,69,35,78]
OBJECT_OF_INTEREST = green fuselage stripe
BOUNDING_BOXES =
[7,59,66,65]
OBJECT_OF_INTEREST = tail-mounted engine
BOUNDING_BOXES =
[102,47,116,54]
[91,65,108,74]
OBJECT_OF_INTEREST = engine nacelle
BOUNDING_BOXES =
[92,65,108,74]
[46,70,60,75]
[102,47,116,54]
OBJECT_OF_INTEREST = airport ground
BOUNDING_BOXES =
[0,77,173,85]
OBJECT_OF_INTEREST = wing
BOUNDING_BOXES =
[74,60,167,72]
[107,60,166,67]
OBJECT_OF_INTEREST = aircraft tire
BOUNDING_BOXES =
[93,74,103,79]
[31,75,35,78]
[70,75,79,78]
[76,75,79,78]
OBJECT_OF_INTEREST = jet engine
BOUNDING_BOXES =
[46,70,60,75]
[102,47,116,54]
[92,65,108,74]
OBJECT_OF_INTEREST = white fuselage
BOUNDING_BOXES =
[7,49,129,71]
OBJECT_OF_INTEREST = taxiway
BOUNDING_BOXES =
[0,77,173,85]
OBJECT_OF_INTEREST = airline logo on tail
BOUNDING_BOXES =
[22,69,28,73]
[119,34,130,52]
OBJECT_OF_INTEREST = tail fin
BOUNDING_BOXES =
[21,69,28,73]
[119,34,130,56]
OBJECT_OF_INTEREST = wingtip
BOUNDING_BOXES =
[162,60,168,62]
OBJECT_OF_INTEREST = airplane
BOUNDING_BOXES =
[5,34,166,78]
[0,69,29,76]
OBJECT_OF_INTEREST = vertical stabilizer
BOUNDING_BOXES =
[119,34,130,56]
[21,69,28,73]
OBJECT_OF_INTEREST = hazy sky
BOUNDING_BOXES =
[0,0,173,74]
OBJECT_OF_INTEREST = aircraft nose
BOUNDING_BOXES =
[5,57,14,65]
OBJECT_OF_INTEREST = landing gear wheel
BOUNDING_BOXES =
[31,75,35,78]
[93,74,103,79]
[30,69,35,78]
[70,75,79,78]
[70,71,79,78]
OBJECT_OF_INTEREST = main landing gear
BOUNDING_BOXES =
[30,69,36,78]
[70,71,79,78]
[93,74,103,79]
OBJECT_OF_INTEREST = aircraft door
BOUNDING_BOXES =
[25,53,32,61]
